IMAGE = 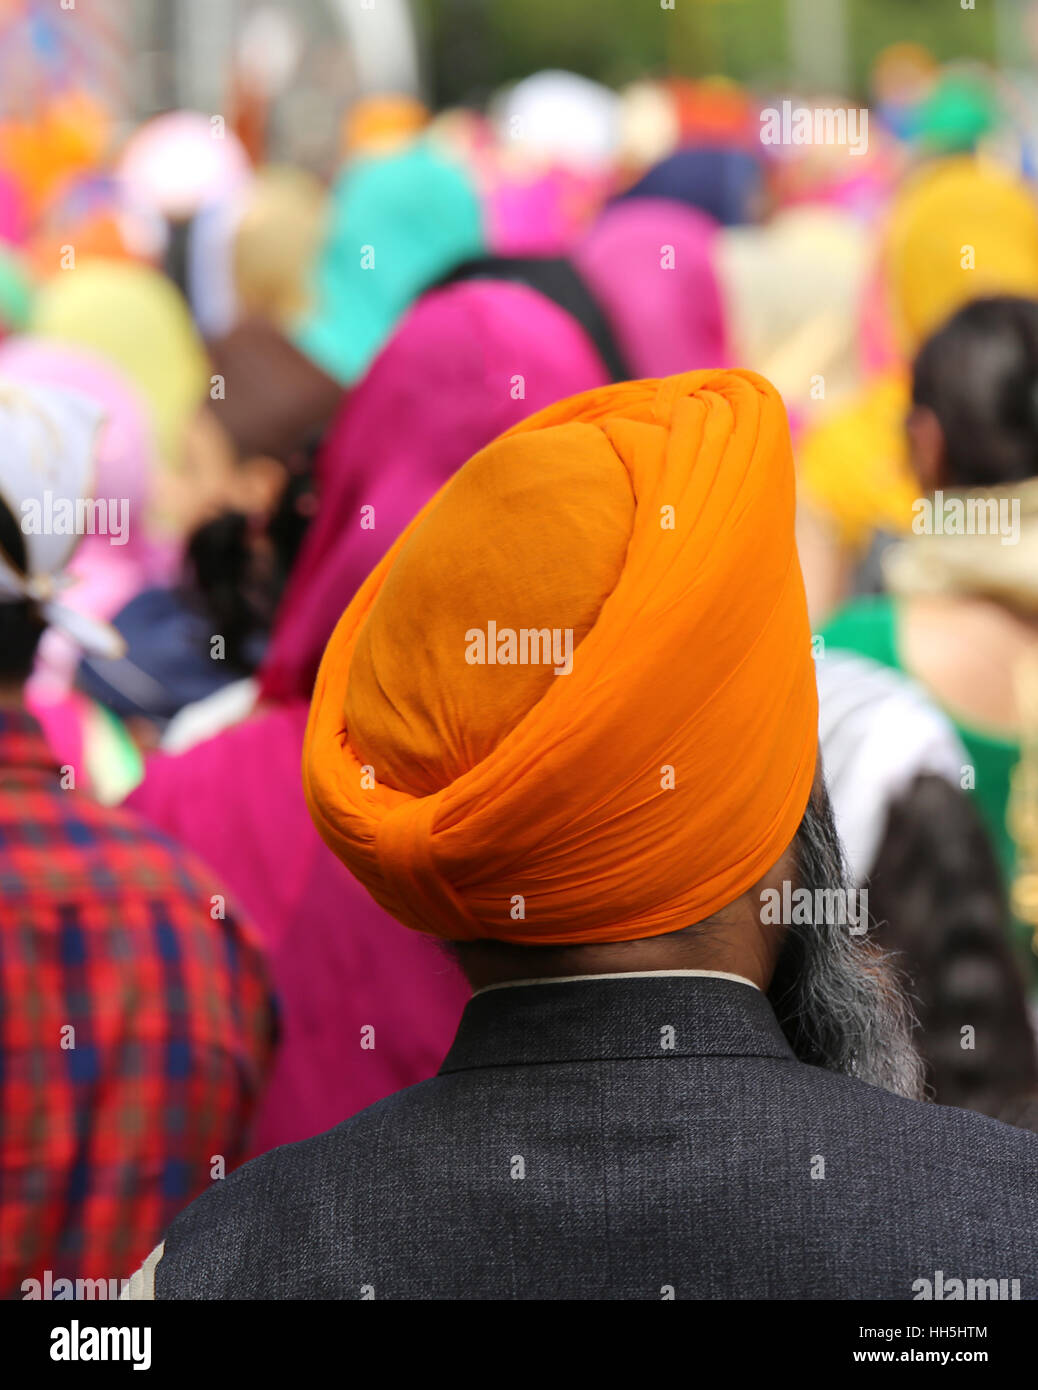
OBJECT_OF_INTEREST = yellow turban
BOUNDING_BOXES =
[798,368,918,550]
[304,371,818,945]
[799,158,1038,553]
[31,259,208,472]
[886,157,1038,351]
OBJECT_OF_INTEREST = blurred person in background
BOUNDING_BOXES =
[77,318,343,750]
[123,280,612,1155]
[572,198,729,378]
[294,141,485,384]
[715,204,870,436]
[0,382,274,1299]
[818,651,1038,1129]
[30,259,210,501]
[0,340,172,802]
[230,165,327,330]
[436,251,632,381]
[870,773,1038,1131]
[822,296,1038,989]
[618,145,768,226]
[797,157,1038,620]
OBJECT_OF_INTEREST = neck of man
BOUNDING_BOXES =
[451,913,783,995]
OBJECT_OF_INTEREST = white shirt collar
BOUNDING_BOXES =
[472,968,761,997]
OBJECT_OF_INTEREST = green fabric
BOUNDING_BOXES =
[821,596,1035,983]
[912,72,1001,156]
[294,142,485,384]
[820,595,900,672]
[0,245,32,331]
[84,700,143,806]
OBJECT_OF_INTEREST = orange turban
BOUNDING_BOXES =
[303,371,818,945]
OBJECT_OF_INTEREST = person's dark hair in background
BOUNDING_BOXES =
[0,496,45,687]
[824,295,1038,995]
[186,320,343,670]
[868,773,1038,1131]
[910,295,1038,489]
[437,255,633,382]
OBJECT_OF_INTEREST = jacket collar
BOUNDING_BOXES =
[439,974,797,1075]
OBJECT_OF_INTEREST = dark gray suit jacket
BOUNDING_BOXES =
[154,976,1038,1299]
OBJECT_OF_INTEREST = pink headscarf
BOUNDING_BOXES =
[261,278,613,703]
[485,166,608,255]
[0,169,28,246]
[128,278,612,1154]
[573,197,729,378]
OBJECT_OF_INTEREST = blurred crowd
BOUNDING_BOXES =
[4,45,1038,1296]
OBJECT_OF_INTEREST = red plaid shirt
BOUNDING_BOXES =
[0,710,275,1299]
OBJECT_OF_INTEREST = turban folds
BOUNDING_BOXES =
[304,370,817,945]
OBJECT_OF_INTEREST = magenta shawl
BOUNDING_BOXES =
[261,278,613,703]
[573,197,729,378]
[128,279,612,1154]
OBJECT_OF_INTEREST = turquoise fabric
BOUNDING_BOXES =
[294,143,485,384]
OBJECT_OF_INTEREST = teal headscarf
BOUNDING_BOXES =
[294,143,485,384]
[912,72,1001,155]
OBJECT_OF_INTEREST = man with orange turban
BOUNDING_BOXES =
[127,371,1038,1301]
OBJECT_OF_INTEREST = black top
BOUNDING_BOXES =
[155,975,1038,1299]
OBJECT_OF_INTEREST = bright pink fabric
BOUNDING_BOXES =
[128,702,468,1156]
[0,170,28,245]
[573,197,729,378]
[127,279,612,1153]
[486,166,607,255]
[261,278,613,703]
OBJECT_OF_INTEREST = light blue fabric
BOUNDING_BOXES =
[294,143,485,383]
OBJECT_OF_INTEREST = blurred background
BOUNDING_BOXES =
[0,2,1032,162]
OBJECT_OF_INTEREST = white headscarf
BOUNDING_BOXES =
[817,651,968,883]
[493,70,621,169]
[0,380,124,658]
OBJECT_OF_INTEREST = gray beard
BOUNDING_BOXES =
[767,789,926,1101]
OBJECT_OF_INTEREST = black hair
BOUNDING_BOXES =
[0,493,45,684]
[183,451,319,673]
[912,295,1038,488]
[868,773,1038,1129]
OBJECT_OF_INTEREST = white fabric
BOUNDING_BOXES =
[494,70,621,169]
[474,969,761,997]
[161,677,259,755]
[0,381,124,658]
[817,650,969,884]
[120,1241,164,1301]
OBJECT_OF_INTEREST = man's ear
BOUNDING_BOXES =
[905,405,946,492]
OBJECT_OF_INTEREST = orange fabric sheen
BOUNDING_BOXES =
[303,370,818,945]
[347,424,636,796]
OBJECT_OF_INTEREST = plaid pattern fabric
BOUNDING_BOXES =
[0,710,275,1299]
